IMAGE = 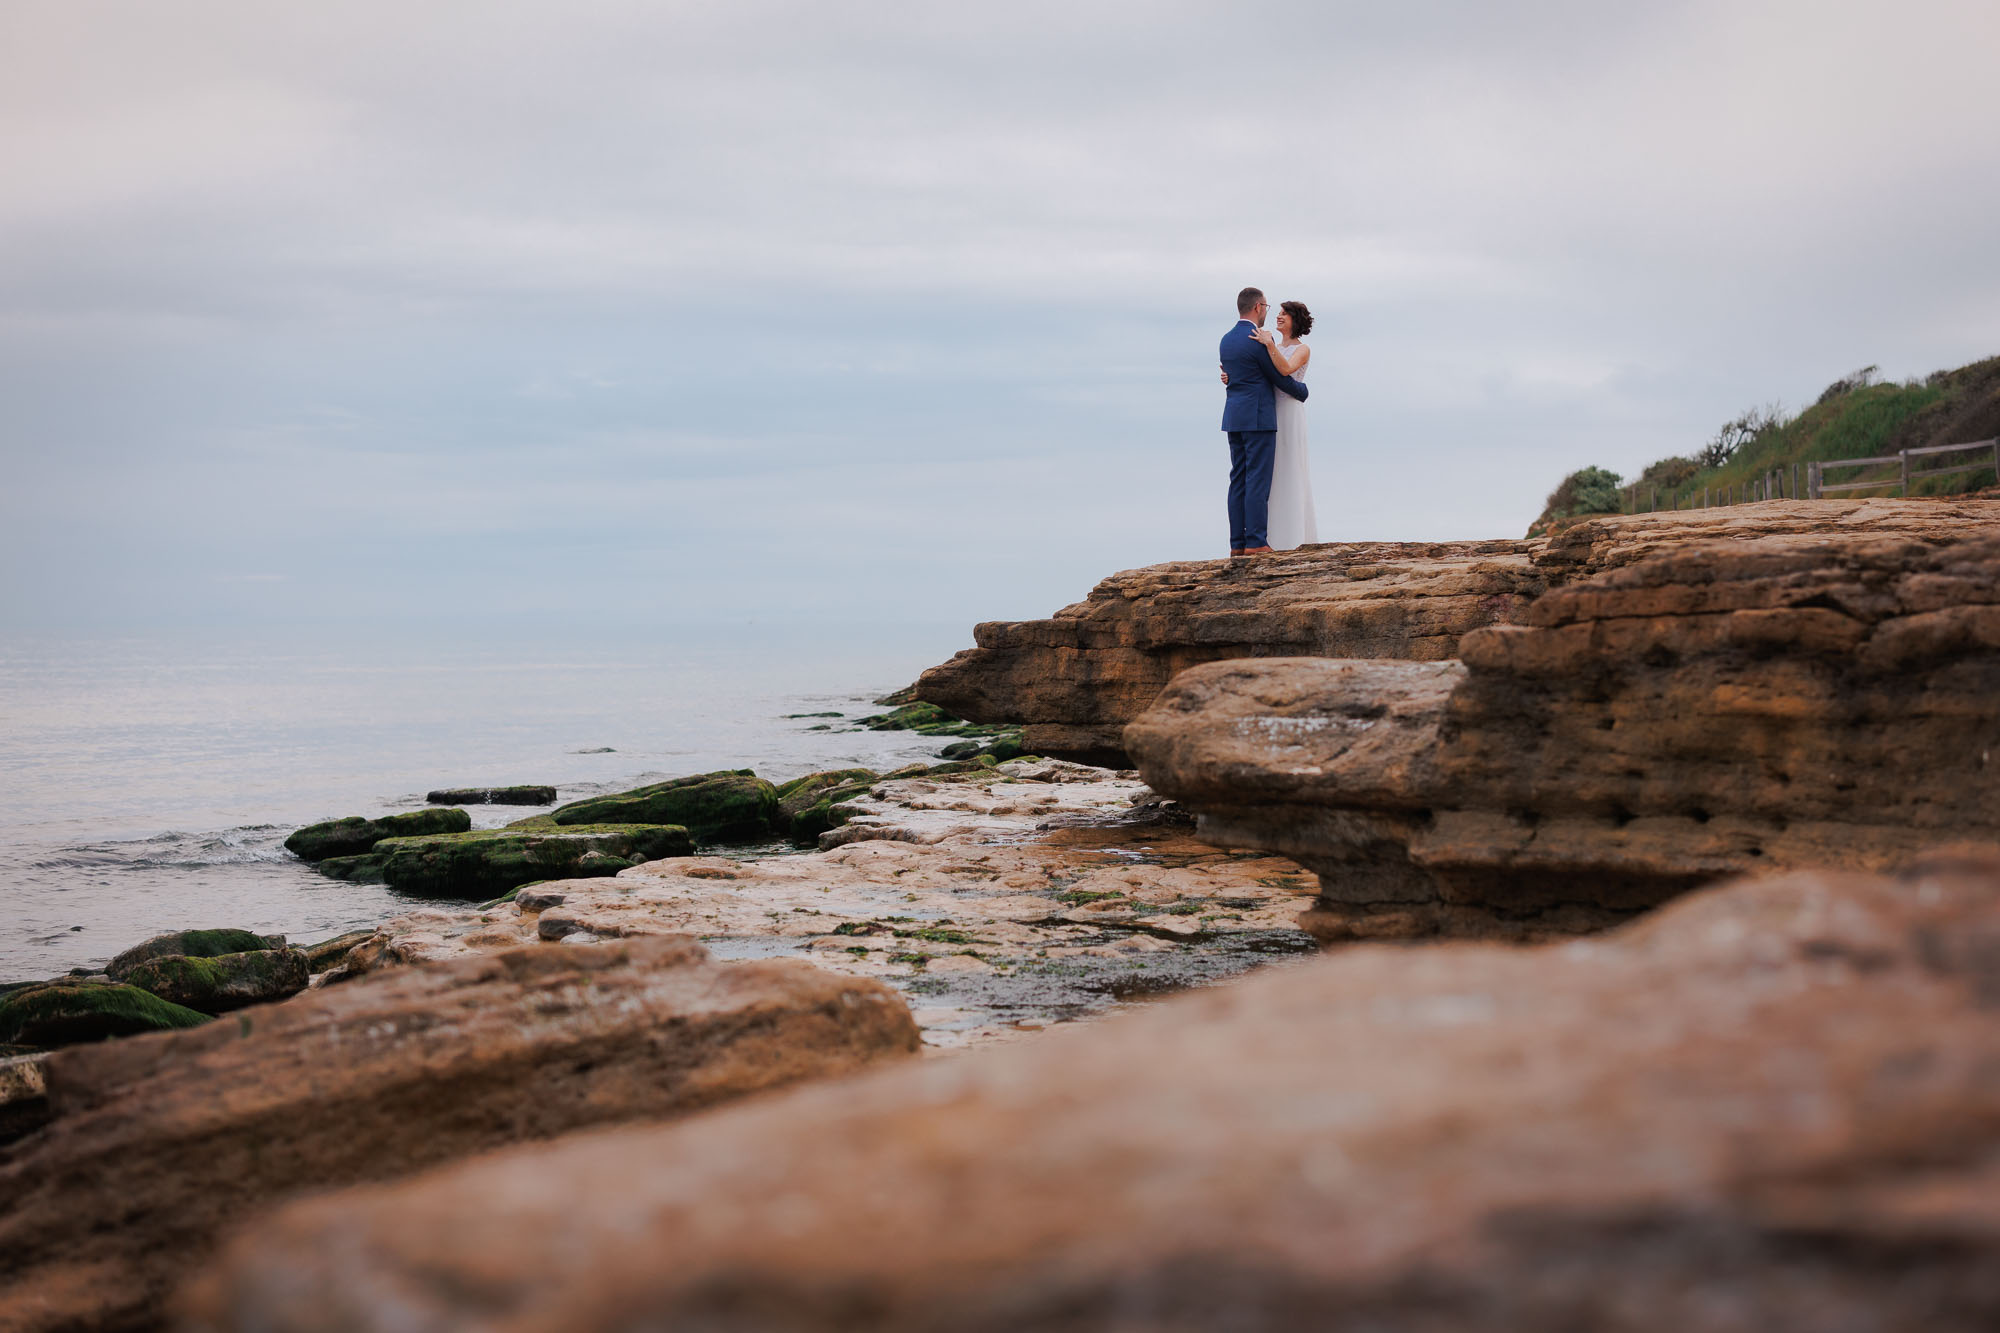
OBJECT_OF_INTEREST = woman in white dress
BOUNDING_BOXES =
[1249,301,1319,549]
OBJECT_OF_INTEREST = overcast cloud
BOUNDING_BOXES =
[3,0,1996,631]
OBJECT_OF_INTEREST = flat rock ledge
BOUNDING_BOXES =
[918,499,2000,763]
[322,760,1321,1049]
[1128,500,2000,941]
[185,855,2000,1333]
[0,938,917,1333]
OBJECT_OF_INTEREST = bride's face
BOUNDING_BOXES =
[1275,309,1293,337]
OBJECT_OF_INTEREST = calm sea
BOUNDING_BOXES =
[0,623,972,983]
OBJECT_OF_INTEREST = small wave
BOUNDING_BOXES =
[38,825,300,872]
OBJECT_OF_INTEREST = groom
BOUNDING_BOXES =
[1219,286,1308,556]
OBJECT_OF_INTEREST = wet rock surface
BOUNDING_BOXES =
[117,947,310,1014]
[1129,500,2000,940]
[367,822,695,898]
[422,784,557,805]
[186,855,2000,1333]
[551,769,778,844]
[105,928,283,980]
[0,981,211,1049]
[281,807,469,861]
[317,761,1320,1048]
[0,937,918,1333]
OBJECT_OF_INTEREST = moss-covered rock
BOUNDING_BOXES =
[776,769,883,845]
[0,982,212,1048]
[980,732,1028,762]
[122,949,311,1015]
[373,824,694,900]
[550,771,778,846]
[107,928,283,981]
[284,808,472,861]
[937,740,981,760]
[775,769,878,822]
[314,853,387,883]
[859,702,1014,738]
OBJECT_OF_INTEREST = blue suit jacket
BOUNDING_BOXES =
[1219,320,1308,432]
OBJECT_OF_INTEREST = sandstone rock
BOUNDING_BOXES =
[184,857,2000,1333]
[299,929,374,973]
[917,500,2000,764]
[552,770,778,844]
[0,982,212,1049]
[0,937,919,1333]
[105,928,283,981]
[916,538,1546,761]
[423,785,557,805]
[1129,501,2000,940]
[371,823,694,899]
[0,1052,50,1144]
[300,764,1318,1049]
[119,948,310,1014]
[282,807,470,861]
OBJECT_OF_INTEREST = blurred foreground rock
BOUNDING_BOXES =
[0,938,918,1333]
[187,855,2000,1332]
[1129,501,2000,940]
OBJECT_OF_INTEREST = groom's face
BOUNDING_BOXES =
[1250,298,1269,327]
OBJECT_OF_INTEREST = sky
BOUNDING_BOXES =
[3,0,1996,634]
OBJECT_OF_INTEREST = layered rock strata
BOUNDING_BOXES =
[313,761,1319,1049]
[918,499,2000,763]
[916,539,1544,761]
[186,856,2000,1333]
[0,938,918,1333]
[1128,500,2000,940]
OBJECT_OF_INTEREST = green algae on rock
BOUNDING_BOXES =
[106,927,283,981]
[120,948,311,1015]
[372,824,695,899]
[858,701,1012,737]
[0,982,212,1048]
[775,768,881,845]
[551,771,778,845]
[284,808,472,861]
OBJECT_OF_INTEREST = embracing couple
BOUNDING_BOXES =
[1219,286,1317,556]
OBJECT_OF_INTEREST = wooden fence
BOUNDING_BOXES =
[1622,438,2000,513]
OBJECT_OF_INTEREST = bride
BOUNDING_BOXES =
[1249,301,1318,549]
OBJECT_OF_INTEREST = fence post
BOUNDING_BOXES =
[1792,462,1800,499]
[1900,450,1910,497]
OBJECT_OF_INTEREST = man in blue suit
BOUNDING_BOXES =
[1220,286,1308,556]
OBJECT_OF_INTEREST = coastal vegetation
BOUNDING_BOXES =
[1527,352,2000,535]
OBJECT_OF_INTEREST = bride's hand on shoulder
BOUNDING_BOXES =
[1218,365,1229,384]
[1250,327,1276,346]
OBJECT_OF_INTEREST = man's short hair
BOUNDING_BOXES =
[1236,287,1265,316]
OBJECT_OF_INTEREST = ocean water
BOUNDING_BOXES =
[0,623,973,982]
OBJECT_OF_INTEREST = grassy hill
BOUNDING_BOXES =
[1529,354,2000,536]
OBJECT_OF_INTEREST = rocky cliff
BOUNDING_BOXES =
[1127,498,2000,940]
[916,539,1544,762]
[915,500,1991,763]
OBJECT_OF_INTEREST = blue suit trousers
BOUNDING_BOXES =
[1228,430,1277,549]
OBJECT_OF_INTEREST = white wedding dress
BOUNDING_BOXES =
[1266,338,1319,549]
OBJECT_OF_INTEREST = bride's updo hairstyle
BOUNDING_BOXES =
[1280,300,1313,337]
